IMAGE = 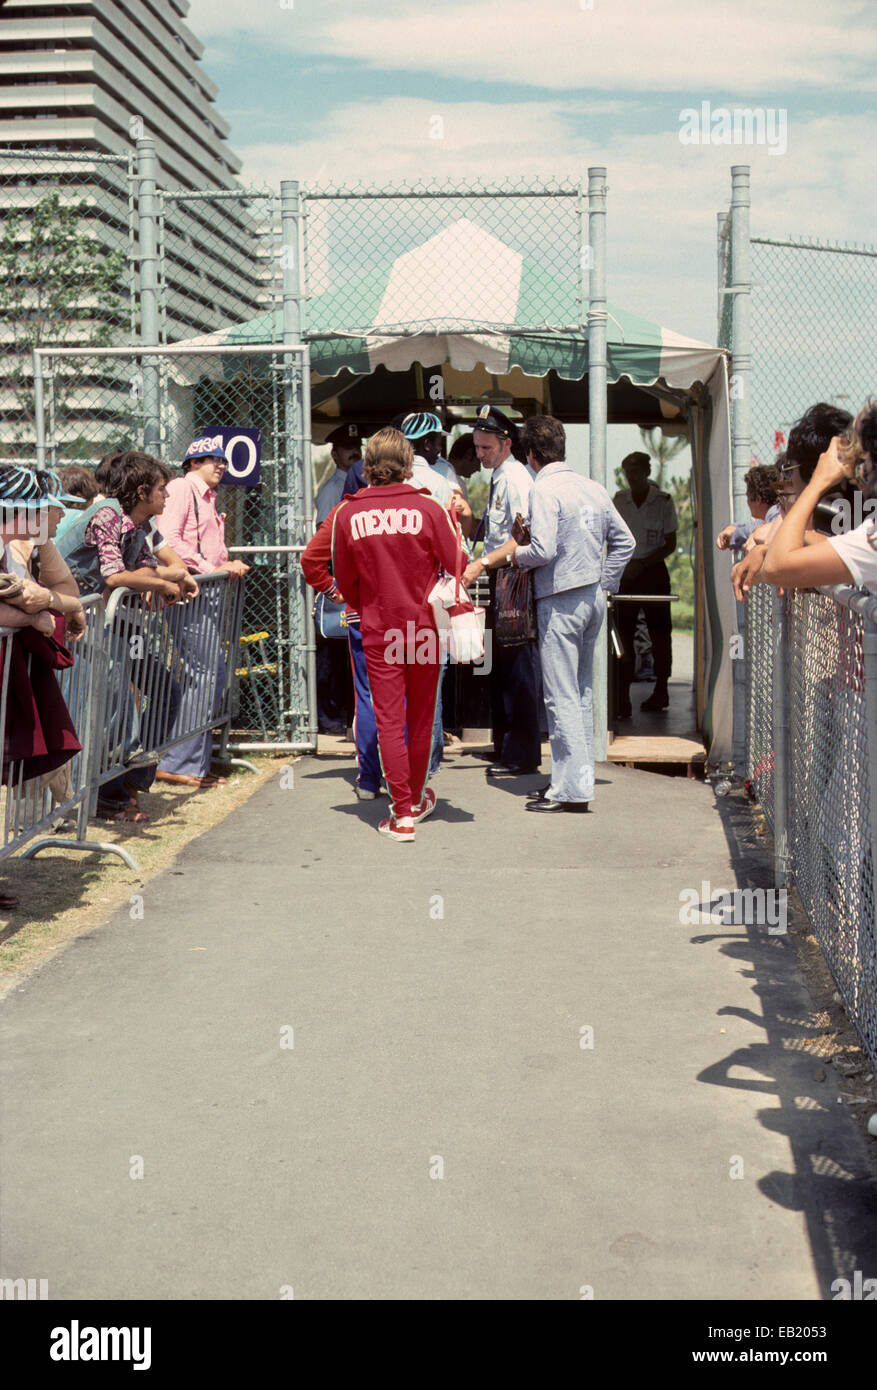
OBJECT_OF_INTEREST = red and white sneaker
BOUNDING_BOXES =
[378,816,416,843]
[412,788,437,823]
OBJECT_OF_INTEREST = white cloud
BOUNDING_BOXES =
[187,0,877,94]
[233,96,876,341]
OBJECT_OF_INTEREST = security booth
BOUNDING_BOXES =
[173,177,735,766]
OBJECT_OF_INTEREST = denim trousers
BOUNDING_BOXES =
[537,582,604,803]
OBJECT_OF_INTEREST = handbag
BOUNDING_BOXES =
[492,509,538,645]
[494,565,538,645]
[17,611,75,670]
[427,512,486,663]
[314,590,349,639]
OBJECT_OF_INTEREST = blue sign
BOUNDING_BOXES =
[193,427,262,486]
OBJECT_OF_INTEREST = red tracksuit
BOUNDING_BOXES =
[331,483,463,820]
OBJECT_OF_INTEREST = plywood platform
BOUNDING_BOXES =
[608,733,707,768]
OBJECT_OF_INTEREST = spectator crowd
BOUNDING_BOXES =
[0,441,248,910]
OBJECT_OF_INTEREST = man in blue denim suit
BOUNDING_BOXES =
[511,417,635,814]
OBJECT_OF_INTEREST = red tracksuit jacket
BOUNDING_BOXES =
[331,484,464,646]
[300,499,358,618]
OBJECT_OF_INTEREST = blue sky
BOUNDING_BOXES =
[184,0,876,478]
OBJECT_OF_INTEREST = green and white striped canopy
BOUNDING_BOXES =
[180,218,722,393]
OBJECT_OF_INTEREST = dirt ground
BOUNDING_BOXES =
[0,754,286,1000]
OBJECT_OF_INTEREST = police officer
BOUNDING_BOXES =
[462,405,542,775]
[612,451,677,715]
[316,423,362,525]
[512,417,634,812]
[314,423,361,732]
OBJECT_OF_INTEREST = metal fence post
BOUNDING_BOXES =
[33,348,46,469]
[771,589,790,885]
[280,180,317,746]
[729,165,752,525]
[862,614,877,980]
[588,165,609,762]
[136,137,161,454]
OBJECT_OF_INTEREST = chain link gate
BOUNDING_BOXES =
[33,343,314,753]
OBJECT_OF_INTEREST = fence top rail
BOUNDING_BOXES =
[32,343,308,361]
[104,568,232,623]
[817,583,877,623]
[300,178,585,200]
[161,189,276,202]
[0,148,131,165]
[751,234,877,259]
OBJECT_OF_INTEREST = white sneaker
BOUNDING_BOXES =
[355,786,378,800]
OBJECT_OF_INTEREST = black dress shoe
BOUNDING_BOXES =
[640,689,669,712]
[525,799,590,813]
[526,784,552,801]
[486,762,541,777]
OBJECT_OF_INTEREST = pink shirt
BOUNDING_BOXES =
[160,473,228,574]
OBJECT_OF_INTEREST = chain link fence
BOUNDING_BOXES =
[744,582,877,1070]
[3,155,589,749]
[301,178,586,339]
[35,343,312,750]
[742,583,776,825]
[158,186,281,345]
[749,236,877,465]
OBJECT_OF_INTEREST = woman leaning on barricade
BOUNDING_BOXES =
[761,401,877,595]
[330,427,466,842]
[0,466,85,910]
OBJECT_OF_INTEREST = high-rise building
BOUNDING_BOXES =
[0,0,270,344]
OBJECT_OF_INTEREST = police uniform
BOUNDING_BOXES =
[315,424,360,732]
[316,423,362,525]
[474,406,543,771]
[515,463,634,808]
[612,478,677,711]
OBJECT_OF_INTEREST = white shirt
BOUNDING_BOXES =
[484,456,533,551]
[409,455,453,506]
[432,455,468,501]
[612,481,678,560]
[315,467,348,526]
[828,516,877,593]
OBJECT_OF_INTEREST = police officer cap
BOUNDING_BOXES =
[326,423,362,448]
[472,404,518,442]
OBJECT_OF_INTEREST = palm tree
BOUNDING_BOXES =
[637,427,688,490]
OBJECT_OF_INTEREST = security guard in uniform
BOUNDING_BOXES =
[612,451,677,714]
[315,423,362,525]
[462,405,542,774]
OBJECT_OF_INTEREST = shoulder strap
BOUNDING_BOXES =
[189,478,205,560]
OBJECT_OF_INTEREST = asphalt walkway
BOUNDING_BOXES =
[2,754,875,1300]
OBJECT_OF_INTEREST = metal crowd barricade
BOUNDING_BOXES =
[10,574,247,874]
[0,597,137,867]
[100,569,246,771]
[744,581,877,1071]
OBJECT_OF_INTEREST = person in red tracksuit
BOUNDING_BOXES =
[331,427,465,842]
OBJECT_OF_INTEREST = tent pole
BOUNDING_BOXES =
[281,179,318,750]
[588,166,609,762]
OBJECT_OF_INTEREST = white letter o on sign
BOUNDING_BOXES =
[223,435,257,479]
